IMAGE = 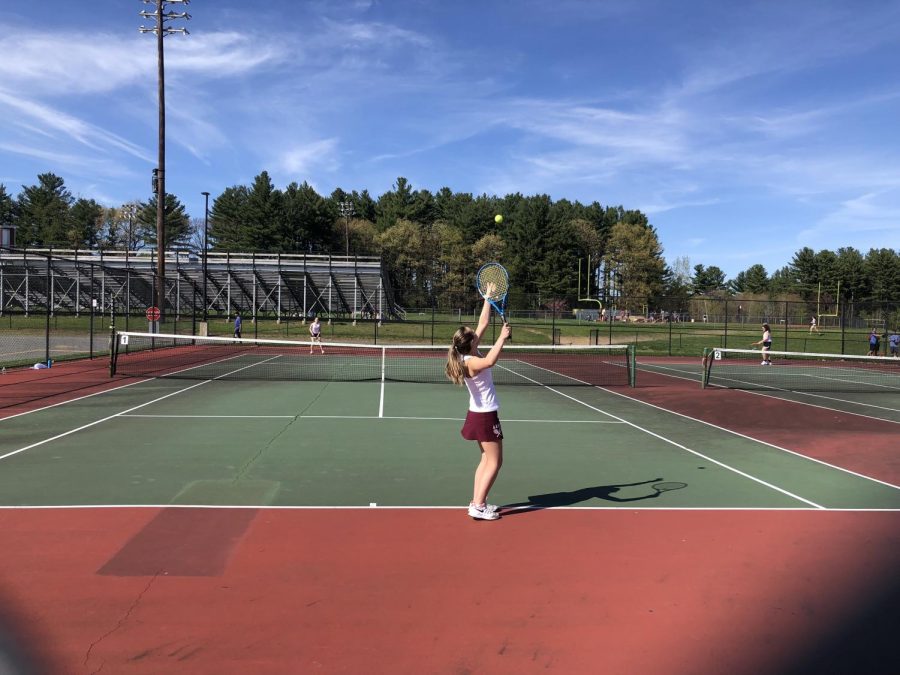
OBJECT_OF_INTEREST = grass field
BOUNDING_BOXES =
[0,310,888,370]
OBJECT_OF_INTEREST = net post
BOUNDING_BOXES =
[109,328,119,377]
[628,344,636,387]
[700,348,709,388]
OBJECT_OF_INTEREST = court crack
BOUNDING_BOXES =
[232,382,330,482]
[84,573,160,674]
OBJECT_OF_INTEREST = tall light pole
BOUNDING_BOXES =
[339,201,354,258]
[139,0,190,322]
[201,191,210,322]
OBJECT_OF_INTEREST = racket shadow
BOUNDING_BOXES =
[501,478,686,516]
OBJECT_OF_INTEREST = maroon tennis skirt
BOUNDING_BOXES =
[460,410,503,442]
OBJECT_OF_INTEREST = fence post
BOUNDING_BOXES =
[125,266,131,333]
[840,300,846,355]
[783,300,789,350]
[668,314,672,356]
[723,299,729,349]
[89,262,95,359]
[551,308,556,345]
[45,251,51,365]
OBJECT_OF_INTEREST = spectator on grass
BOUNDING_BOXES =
[868,328,879,356]
[234,312,242,339]
[445,283,511,522]
[751,323,772,365]
[889,331,899,357]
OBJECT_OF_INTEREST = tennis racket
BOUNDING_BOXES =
[476,262,510,327]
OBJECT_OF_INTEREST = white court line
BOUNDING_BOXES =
[383,416,623,424]
[379,349,386,418]
[118,414,623,424]
[0,377,150,422]
[0,504,895,512]
[0,354,285,463]
[121,414,296,419]
[708,372,900,411]
[638,362,900,422]
[0,346,273,423]
[499,361,824,508]
[730,387,900,418]
[0,380,212,462]
[637,362,707,382]
[596,386,900,491]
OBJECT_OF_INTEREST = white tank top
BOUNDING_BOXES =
[463,354,499,412]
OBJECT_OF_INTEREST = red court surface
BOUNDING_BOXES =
[0,359,117,415]
[0,507,897,674]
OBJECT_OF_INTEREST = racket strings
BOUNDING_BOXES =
[477,266,509,301]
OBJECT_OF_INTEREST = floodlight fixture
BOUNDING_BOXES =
[339,201,355,258]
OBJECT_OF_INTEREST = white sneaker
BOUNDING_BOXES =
[470,502,499,513]
[468,504,499,520]
[761,361,767,365]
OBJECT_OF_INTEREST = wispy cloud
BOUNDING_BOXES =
[0,30,145,95]
[0,89,151,161]
[0,26,286,96]
[273,139,341,176]
[804,190,900,238]
[166,32,288,77]
[0,142,135,179]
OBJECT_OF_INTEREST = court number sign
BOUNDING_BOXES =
[713,349,722,360]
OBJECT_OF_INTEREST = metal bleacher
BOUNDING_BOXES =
[0,248,402,320]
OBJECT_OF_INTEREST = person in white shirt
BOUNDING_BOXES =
[445,286,511,521]
[751,323,773,365]
[309,316,325,354]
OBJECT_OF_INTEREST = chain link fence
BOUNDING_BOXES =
[2,249,898,370]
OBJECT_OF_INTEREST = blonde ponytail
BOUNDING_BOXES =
[445,326,476,385]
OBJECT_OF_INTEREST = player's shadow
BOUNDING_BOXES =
[501,478,676,516]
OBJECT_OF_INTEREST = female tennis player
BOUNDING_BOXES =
[445,287,511,521]
[751,323,772,365]
[309,316,325,354]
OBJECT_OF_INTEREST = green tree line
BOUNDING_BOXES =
[1,172,897,310]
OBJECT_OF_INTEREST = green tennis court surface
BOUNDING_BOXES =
[2,374,898,511]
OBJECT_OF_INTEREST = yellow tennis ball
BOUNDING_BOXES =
[494,214,503,224]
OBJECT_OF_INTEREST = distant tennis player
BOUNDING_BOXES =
[233,312,242,339]
[751,323,772,365]
[309,315,325,354]
[867,328,880,356]
[809,315,818,333]
[445,284,511,521]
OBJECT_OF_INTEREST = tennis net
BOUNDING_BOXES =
[111,332,636,387]
[701,347,900,393]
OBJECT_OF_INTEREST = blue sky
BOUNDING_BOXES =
[1,0,898,279]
